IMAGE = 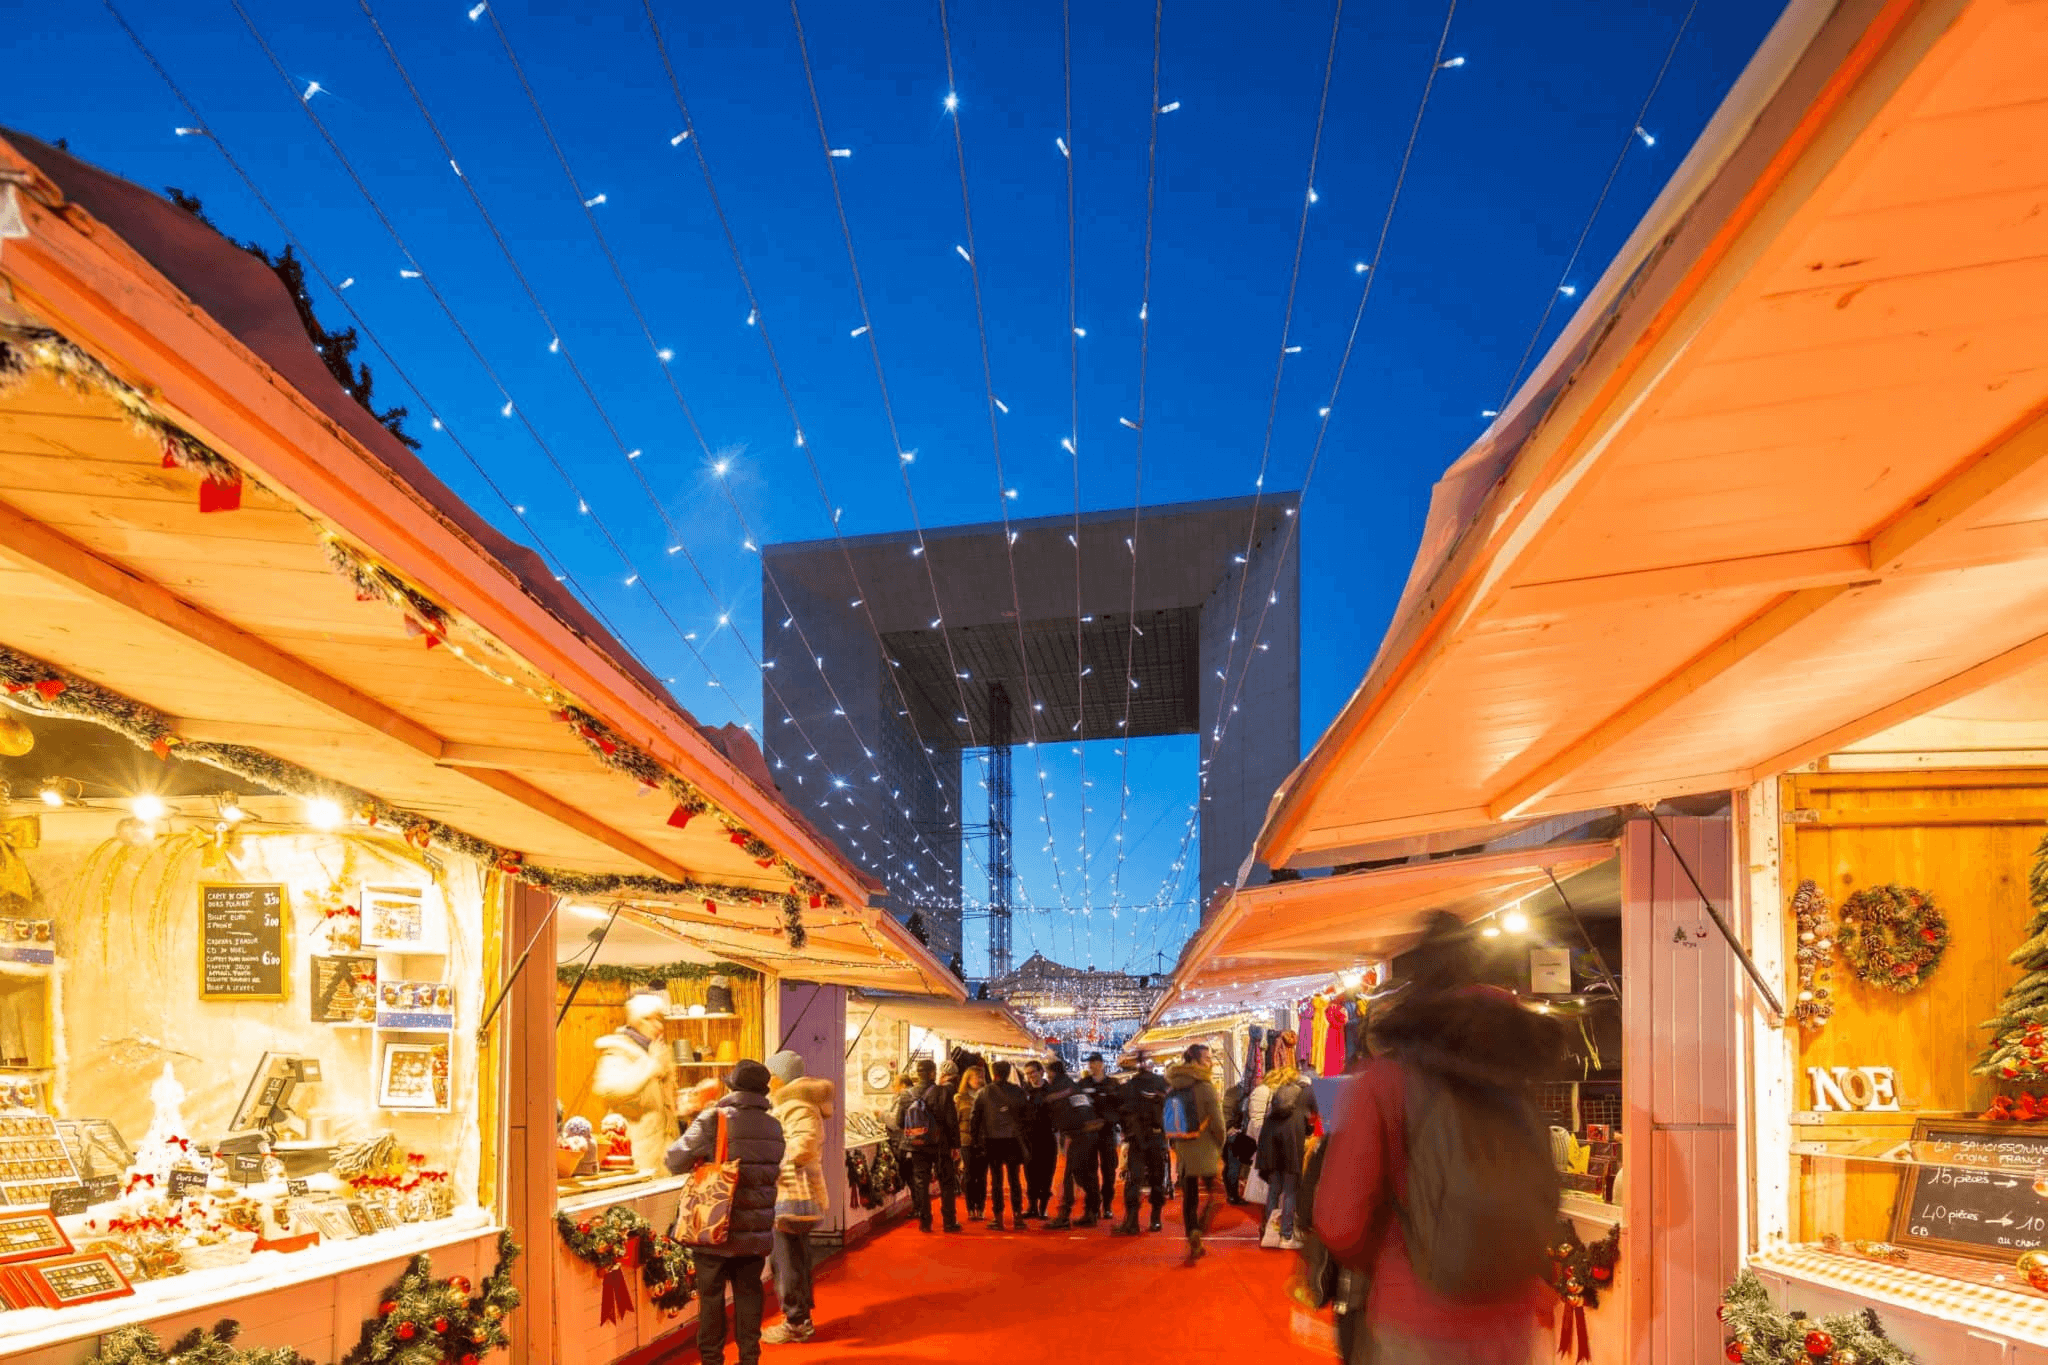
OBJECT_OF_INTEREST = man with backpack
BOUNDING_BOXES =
[1020,1059,1056,1219]
[1111,1052,1169,1235]
[972,1059,1029,1230]
[1316,913,1563,1363]
[898,1057,963,1234]
[1038,1057,1102,1229]
[1164,1043,1226,1262]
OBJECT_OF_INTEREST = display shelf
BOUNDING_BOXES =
[675,1061,728,1069]
[663,1012,738,1022]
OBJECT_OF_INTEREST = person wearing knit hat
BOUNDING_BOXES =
[667,1058,784,1365]
[762,1049,833,1344]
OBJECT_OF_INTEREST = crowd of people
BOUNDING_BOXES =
[658,912,1565,1365]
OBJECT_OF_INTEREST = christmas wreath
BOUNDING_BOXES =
[1545,1221,1620,1363]
[1720,1269,1914,1364]
[1836,884,1948,993]
[342,1230,520,1365]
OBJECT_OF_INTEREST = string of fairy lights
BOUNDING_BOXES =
[87,0,1697,989]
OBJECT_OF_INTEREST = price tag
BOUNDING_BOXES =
[83,1175,121,1205]
[229,1152,265,1185]
[49,1185,89,1217]
[287,1178,310,1196]
[168,1168,209,1198]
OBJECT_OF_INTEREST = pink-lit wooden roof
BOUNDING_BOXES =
[1160,840,1615,1015]
[1263,0,2048,865]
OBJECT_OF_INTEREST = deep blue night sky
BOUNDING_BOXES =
[9,0,1785,974]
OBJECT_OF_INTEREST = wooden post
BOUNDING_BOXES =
[1624,811,1740,1363]
[505,882,558,1362]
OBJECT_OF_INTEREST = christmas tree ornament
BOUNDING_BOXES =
[2018,1249,2048,1292]
[0,709,33,756]
[1830,1351,1860,1365]
[1806,1329,1836,1356]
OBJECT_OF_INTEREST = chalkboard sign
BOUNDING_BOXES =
[1890,1119,2048,1260]
[200,883,288,1000]
[82,1175,119,1206]
[167,1168,209,1199]
[49,1185,89,1218]
[287,1178,310,1196]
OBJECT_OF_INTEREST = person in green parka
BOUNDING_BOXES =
[1165,1042,1226,1262]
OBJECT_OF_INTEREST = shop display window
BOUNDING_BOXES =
[1776,769,2048,1307]
[0,718,491,1336]
[552,921,765,1201]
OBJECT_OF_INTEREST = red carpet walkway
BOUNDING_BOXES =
[788,1200,1330,1363]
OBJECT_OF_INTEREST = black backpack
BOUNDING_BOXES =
[1397,1070,1558,1302]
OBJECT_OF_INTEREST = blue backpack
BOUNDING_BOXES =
[901,1091,933,1146]
[1162,1091,1203,1142]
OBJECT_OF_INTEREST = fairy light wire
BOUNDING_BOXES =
[639,0,1006,936]
[784,0,1076,956]
[221,0,755,731]
[1493,0,1699,409]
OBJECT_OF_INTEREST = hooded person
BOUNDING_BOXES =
[1253,1064,1319,1248]
[762,1050,833,1345]
[1165,1043,1226,1261]
[1316,912,1565,1365]
[666,1059,786,1365]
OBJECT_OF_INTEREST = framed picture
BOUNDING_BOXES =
[27,1252,132,1307]
[377,1042,449,1110]
[310,955,379,1024]
[360,884,429,948]
[0,1209,71,1265]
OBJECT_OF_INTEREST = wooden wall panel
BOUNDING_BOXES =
[1782,769,2048,1246]
[1624,814,1742,1365]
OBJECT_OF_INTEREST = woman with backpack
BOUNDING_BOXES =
[955,1065,989,1221]
[1315,912,1564,1364]
[1163,1042,1226,1262]
[1254,1064,1318,1249]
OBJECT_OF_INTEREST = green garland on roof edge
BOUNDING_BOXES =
[0,643,813,937]
[557,959,761,987]
[1,322,826,943]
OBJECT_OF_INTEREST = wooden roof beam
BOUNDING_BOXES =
[0,493,700,883]
[1487,585,1856,820]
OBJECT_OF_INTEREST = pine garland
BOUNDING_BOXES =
[554,1207,696,1314]
[1720,1269,1914,1364]
[555,960,761,988]
[341,1230,520,1365]
[0,645,824,928]
[0,319,838,945]
[89,1321,310,1365]
[1545,1220,1621,1308]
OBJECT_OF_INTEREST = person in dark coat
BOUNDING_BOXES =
[901,1057,962,1233]
[1112,1054,1170,1235]
[1222,1080,1254,1204]
[1080,1053,1124,1214]
[1040,1057,1102,1229]
[1020,1058,1056,1219]
[1166,1043,1226,1262]
[666,1059,786,1365]
[972,1059,1029,1230]
[1254,1065,1319,1247]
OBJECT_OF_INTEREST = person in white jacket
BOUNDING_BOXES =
[763,1051,833,1345]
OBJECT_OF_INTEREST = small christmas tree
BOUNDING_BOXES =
[1975,832,2048,1080]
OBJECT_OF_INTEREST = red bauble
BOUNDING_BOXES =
[1726,1342,1744,1363]
[397,1323,417,1341]
[1591,1265,1612,1282]
[378,1301,397,1317]
[1804,1329,1835,1356]
[449,1274,473,1295]
[462,1356,480,1365]
[433,1316,450,1333]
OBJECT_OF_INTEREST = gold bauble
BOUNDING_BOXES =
[0,711,32,757]
[1829,1351,1859,1365]
[2018,1249,2048,1292]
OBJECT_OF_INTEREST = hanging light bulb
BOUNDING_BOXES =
[1503,908,1530,934]
[305,797,344,831]
[131,793,167,822]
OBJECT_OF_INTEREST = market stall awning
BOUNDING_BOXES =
[847,992,1042,1054]
[1159,840,1616,1019]
[1130,1012,1265,1056]
[0,132,929,973]
[1258,0,2048,866]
